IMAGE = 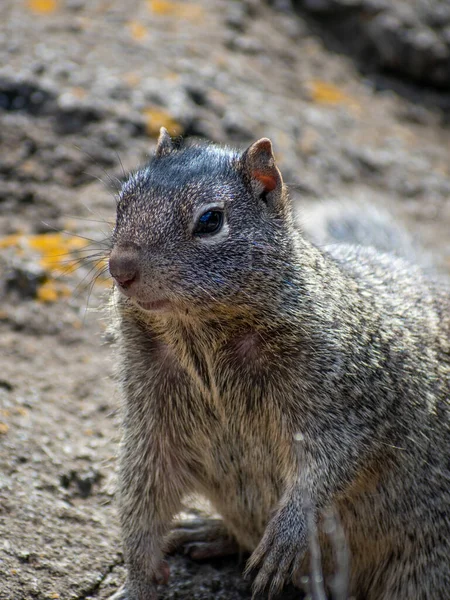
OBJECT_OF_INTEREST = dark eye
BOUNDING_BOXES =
[194,210,224,236]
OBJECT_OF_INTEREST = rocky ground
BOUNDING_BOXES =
[0,1,449,599]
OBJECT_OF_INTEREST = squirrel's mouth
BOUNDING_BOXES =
[135,299,172,312]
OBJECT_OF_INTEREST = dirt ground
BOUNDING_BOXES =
[0,1,449,599]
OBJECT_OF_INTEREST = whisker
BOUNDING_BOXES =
[65,214,114,226]
[71,262,109,300]
[79,201,117,229]
[80,269,108,324]
[39,221,112,248]
[115,150,127,180]
[73,144,123,192]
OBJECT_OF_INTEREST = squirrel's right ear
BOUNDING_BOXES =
[155,127,174,158]
[241,138,284,210]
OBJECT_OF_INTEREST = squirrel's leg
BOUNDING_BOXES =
[110,323,200,600]
[115,421,190,600]
[245,484,308,597]
[247,423,378,597]
[166,517,239,560]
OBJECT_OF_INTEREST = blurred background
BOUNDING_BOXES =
[1,1,449,599]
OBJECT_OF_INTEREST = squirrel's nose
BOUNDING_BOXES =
[109,248,139,288]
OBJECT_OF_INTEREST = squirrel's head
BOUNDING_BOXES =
[109,128,296,317]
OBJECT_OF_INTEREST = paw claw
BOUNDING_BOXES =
[244,543,266,576]
[268,572,287,598]
[243,558,257,579]
[252,570,270,598]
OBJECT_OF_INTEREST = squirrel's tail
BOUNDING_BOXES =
[298,199,419,262]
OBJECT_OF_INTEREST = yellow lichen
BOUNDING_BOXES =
[0,423,9,435]
[142,107,183,137]
[0,234,22,249]
[127,20,148,41]
[28,233,87,273]
[36,281,59,303]
[1,233,87,274]
[37,280,71,303]
[70,87,87,99]
[0,232,106,302]
[123,72,141,87]
[27,0,58,14]
[148,0,203,20]
[309,80,361,113]
[164,72,180,81]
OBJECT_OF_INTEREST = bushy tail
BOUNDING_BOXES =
[298,199,419,262]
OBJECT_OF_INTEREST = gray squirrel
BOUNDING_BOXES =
[108,128,450,599]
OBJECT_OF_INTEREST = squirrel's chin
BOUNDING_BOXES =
[135,299,172,312]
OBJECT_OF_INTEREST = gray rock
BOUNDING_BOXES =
[5,263,46,300]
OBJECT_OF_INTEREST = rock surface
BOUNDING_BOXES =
[0,1,449,599]
[294,0,450,90]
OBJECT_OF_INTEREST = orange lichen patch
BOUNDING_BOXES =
[27,233,87,273]
[37,280,71,303]
[308,80,361,112]
[143,107,183,137]
[0,423,9,435]
[70,87,87,99]
[27,0,58,14]
[19,160,38,175]
[164,72,180,81]
[1,233,87,265]
[1,233,109,303]
[123,72,141,87]
[0,233,93,301]
[148,0,203,20]
[127,20,148,41]
[0,234,22,249]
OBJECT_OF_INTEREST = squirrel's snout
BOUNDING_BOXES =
[109,248,139,289]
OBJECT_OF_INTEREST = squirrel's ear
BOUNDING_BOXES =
[241,138,284,208]
[155,127,174,158]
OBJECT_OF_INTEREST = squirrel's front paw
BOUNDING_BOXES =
[245,506,307,598]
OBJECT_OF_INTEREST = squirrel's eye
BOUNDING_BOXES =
[194,210,224,236]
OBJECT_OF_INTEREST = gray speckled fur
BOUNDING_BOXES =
[108,135,450,600]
